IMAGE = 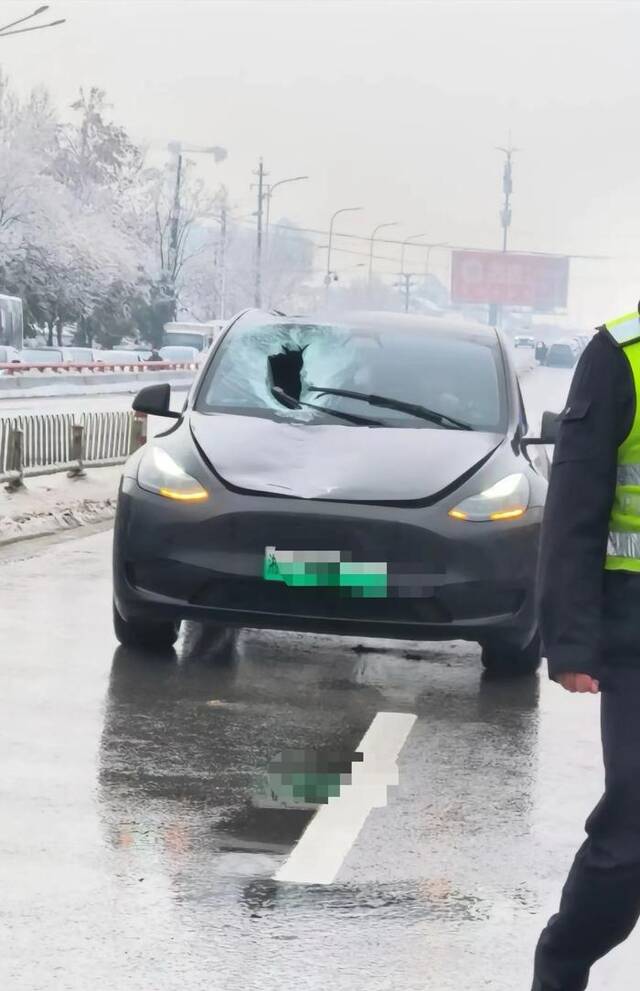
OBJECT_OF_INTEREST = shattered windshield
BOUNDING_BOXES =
[196,316,506,431]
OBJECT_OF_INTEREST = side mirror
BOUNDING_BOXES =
[132,383,180,419]
[521,410,561,449]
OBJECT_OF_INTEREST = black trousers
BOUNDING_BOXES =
[532,663,640,990]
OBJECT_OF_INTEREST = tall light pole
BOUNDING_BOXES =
[167,141,228,315]
[424,242,450,277]
[491,142,519,327]
[325,206,363,302]
[0,5,65,36]
[264,175,309,254]
[497,143,518,253]
[400,232,429,274]
[368,221,398,288]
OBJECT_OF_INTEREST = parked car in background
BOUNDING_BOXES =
[60,347,97,364]
[0,346,22,364]
[118,347,154,362]
[114,308,551,677]
[544,339,580,368]
[94,349,143,364]
[514,335,535,348]
[20,346,64,364]
[158,345,200,363]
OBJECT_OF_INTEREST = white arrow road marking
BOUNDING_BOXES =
[273,711,417,886]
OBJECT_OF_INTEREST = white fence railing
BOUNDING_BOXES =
[0,410,146,487]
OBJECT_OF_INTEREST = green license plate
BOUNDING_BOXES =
[263,546,388,597]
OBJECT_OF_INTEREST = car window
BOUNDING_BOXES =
[196,319,506,431]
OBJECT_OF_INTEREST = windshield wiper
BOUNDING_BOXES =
[270,386,383,426]
[307,386,473,430]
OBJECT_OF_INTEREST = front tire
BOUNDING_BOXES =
[113,600,179,651]
[480,633,541,677]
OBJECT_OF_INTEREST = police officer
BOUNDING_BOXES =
[532,304,640,989]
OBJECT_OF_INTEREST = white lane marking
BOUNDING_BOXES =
[273,711,417,885]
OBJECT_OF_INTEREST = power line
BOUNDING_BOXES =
[266,221,609,260]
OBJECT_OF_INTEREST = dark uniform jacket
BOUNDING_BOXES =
[538,327,638,681]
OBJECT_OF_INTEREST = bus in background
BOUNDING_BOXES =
[163,320,226,353]
[0,294,24,357]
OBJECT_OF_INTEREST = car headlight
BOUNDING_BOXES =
[448,473,529,522]
[137,446,208,502]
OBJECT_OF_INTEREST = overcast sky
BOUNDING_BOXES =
[1,0,639,323]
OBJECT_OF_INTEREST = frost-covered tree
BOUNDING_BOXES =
[0,71,315,347]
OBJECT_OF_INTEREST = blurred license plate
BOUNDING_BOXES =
[263,546,388,596]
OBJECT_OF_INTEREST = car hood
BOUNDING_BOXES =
[190,412,504,501]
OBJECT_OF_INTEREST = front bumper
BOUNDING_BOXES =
[113,477,541,646]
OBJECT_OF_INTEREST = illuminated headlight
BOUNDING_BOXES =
[448,473,529,522]
[137,446,208,502]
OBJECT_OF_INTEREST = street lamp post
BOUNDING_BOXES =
[0,5,65,36]
[492,142,519,327]
[167,141,228,315]
[264,175,309,254]
[325,206,363,302]
[368,221,398,289]
[424,242,450,277]
[400,232,430,274]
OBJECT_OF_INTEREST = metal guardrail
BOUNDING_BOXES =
[0,360,199,375]
[0,410,147,488]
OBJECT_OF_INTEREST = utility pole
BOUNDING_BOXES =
[396,273,414,313]
[252,158,267,308]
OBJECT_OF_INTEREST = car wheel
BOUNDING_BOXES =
[113,600,179,651]
[480,634,541,677]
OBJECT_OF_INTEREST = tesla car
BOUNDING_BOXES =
[113,309,552,675]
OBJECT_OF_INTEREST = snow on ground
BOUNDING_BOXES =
[0,465,122,546]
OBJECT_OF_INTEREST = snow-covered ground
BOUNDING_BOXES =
[0,465,121,546]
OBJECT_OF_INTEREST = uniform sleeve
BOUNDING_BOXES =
[537,332,634,681]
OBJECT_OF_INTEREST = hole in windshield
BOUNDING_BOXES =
[196,319,506,432]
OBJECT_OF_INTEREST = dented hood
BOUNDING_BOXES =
[190,412,503,501]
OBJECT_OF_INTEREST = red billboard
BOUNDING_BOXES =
[451,250,569,309]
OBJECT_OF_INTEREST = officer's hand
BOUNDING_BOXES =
[557,673,600,694]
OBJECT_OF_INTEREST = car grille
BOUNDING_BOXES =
[189,511,446,572]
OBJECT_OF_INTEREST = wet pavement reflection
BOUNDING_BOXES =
[1,527,635,990]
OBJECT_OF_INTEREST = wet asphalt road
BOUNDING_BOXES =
[3,361,638,990]
[2,526,638,991]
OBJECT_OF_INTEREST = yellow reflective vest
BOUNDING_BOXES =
[605,311,640,571]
